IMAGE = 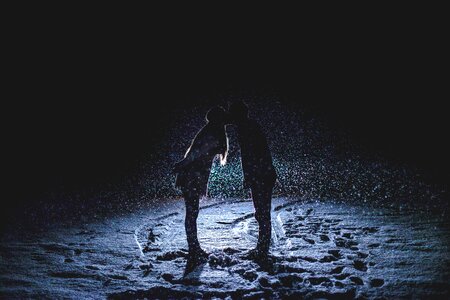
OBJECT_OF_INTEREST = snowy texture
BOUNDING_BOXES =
[1,197,449,299]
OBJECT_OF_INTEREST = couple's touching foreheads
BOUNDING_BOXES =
[173,101,277,272]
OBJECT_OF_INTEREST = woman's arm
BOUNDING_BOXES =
[173,127,228,172]
[218,132,229,166]
[173,135,220,172]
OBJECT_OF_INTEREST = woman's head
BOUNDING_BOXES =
[205,106,228,124]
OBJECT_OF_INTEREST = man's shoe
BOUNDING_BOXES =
[244,248,268,260]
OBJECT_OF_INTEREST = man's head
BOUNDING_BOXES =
[206,106,228,124]
[228,100,249,123]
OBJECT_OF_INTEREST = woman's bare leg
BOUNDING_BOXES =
[252,182,273,255]
[183,191,206,256]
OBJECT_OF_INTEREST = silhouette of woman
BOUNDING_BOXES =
[173,106,228,261]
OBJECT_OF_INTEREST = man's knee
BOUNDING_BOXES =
[185,215,195,226]
[255,208,270,224]
[186,206,199,219]
[185,193,199,208]
[254,210,262,223]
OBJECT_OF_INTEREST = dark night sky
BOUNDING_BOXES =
[5,20,448,214]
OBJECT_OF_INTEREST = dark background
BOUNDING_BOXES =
[4,21,448,218]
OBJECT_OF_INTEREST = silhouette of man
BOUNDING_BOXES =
[229,101,277,257]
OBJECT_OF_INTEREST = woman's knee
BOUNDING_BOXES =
[185,201,200,219]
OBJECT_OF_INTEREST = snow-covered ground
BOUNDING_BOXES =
[1,197,449,299]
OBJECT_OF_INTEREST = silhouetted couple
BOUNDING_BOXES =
[173,101,277,270]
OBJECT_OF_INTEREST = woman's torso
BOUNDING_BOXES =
[176,123,225,193]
